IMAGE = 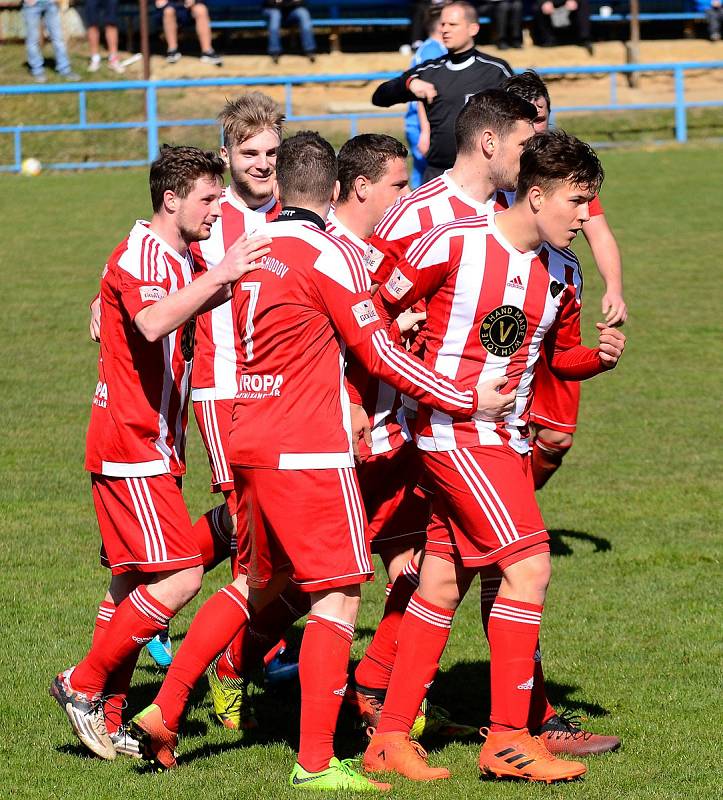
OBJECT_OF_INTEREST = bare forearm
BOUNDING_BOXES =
[135,270,230,342]
[583,215,623,293]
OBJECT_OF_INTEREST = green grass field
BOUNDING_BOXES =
[2,144,722,799]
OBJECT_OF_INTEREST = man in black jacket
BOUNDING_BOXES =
[372,1,511,183]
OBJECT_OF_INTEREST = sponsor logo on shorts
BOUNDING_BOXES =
[517,677,534,690]
[479,305,528,357]
[93,381,108,408]
[362,243,384,274]
[351,299,379,328]
[140,285,167,302]
[385,267,413,300]
[332,683,348,697]
[237,373,284,399]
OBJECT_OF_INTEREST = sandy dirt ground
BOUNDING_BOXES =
[134,38,723,120]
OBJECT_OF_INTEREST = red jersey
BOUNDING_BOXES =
[191,190,280,400]
[375,214,606,455]
[326,210,409,458]
[86,222,197,477]
[227,212,478,471]
[366,171,497,284]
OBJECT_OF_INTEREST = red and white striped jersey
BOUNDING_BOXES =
[191,189,280,400]
[227,214,478,471]
[366,171,498,284]
[85,222,198,477]
[327,210,409,457]
[376,213,605,455]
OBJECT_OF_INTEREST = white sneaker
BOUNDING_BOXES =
[88,54,101,73]
[108,54,125,74]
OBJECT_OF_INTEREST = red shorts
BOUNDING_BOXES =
[92,473,203,575]
[357,443,429,554]
[234,466,374,593]
[193,398,235,492]
[529,348,580,434]
[421,446,549,569]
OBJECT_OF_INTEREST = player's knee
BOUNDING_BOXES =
[537,429,573,452]
[173,565,204,606]
[502,552,551,601]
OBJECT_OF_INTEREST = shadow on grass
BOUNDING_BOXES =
[548,529,612,557]
[429,660,611,732]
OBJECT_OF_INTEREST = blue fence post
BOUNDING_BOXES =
[610,71,618,106]
[13,130,22,172]
[146,83,159,163]
[674,66,687,144]
[285,82,293,118]
[79,90,87,127]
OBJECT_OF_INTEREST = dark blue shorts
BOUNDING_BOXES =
[84,0,119,28]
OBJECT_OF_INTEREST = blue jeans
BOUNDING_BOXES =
[263,6,316,55]
[23,0,72,76]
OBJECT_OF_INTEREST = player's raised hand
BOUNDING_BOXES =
[408,79,438,103]
[217,233,272,284]
[601,290,628,326]
[474,376,516,421]
[596,322,626,367]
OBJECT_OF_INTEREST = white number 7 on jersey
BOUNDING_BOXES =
[239,281,261,360]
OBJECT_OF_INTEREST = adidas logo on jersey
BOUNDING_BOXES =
[517,677,534,691]
[506,275,525,290]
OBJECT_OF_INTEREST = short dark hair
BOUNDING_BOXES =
[503,70,551,111]
[516,129,604,198]
[337,134,408,202]
[424,3,443,35]
[275,131,337,206]
[149,144,225,213]
[444,1,478,24]
[455,89,536,154]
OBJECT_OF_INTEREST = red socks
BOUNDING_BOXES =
[354,558,419,691]
[71,587,173,697]
[193,506,233,572]
[531,437,571,490]
[487,597,543,731]
[297,614,354,773]
[375,593,454,735]
[155,584,249,732]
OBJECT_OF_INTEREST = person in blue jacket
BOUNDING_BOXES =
[404,3,446,189]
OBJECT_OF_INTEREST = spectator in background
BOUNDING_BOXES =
[410,0,446,49]
[534,0,593,54]
[373,1,511,183]
[484,0,523,49]
[405,4,446,188]
[22,0,79,82]
[85,0,123,73]
[703,0,723,40]
[263,0,317,64]
[155,0,223,65]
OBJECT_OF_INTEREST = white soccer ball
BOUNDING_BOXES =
[21,157,42,177]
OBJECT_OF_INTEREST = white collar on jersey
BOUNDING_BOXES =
[130,220,188,264]
[222,185,277,215]
[441,171,494,216]
[487,212,543,259]
[326,210,367,252]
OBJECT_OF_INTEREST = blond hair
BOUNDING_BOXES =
[218,92,285,148]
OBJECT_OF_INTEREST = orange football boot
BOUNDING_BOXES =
[130,704,179,770]
[364,732,451,781]
[479,727,587,783]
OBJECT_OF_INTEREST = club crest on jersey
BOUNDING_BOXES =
[140,285,167,303]
[351,299,379,328]
[550,281,565,298]
[181,317,196,362]
[479,305,528,357]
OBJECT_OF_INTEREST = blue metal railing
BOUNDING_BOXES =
[1,61,722,172]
